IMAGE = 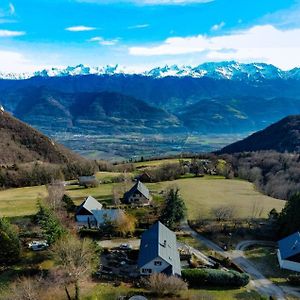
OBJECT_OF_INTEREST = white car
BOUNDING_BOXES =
[119,243,132,250]
[28,240,49,251]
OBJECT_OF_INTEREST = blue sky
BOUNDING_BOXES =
[0,0,300,72]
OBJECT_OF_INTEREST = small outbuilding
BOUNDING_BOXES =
[123,181,152,206]
[277,231,300,272]
[78,176,99,188]
[138,221,181,276]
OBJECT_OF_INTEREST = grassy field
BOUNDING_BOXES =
[134,158,190,168]
[0,175,285,218]
[149,177,285,219]
[0,185,47,217]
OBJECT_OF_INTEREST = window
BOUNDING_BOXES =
[142,268,152,273]
[154,261,162,266]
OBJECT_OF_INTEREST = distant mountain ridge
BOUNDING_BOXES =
[12,89,183,134]
[220,115,300,153]
[2,61,300,81]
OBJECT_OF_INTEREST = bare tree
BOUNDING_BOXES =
[52,236,96,300]
[114,211,137,237]
[211,205,237,221]
[143,273,187,296]
[46,181,65,211]
[2,276,43,300]
[112,185,122,206]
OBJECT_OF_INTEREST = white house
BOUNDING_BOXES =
[138,221,181,276]
[277,231,300,272]
[75,196,102,226]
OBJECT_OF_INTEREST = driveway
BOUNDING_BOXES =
[181,222,286,300]
[98,238,140,249]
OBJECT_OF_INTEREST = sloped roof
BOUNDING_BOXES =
[76,195,102,215]
[138,221,181,275]
[125,181,151,200]
[278,231,300,260]
[92,209,123,224]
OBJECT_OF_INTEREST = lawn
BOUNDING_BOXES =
[0,176,285,218]
[245,246,297,284]
[84,283,263,300]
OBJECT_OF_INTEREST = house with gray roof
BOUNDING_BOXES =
[123,181,152,206]
[138,221,181,276]
[75,195,102,226]
[277,231,300,272]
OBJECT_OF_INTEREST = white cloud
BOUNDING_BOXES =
[128,24,149,29]
[0,29,25,37]
[129,25,300,69]
[9,3,15,15]
[65,25,96,32]
[88,36,118,46]
[77,0,213,5]
[211,21,225,31]
[0,50,30,72]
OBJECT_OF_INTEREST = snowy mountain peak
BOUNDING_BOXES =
[0,61,298,81]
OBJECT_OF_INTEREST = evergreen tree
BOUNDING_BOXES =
[0,217,21,264]
[36,202,66,244]
[279,193,300,236]
[160,188,186,229]
[62,194,76,213]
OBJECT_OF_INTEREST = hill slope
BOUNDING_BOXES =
[220,115,300,153]
[0,109,81,165]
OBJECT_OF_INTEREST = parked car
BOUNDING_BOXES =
[28,240,49,251]
[119,243,132,250]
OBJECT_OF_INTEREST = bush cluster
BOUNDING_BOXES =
[182,268,250,288]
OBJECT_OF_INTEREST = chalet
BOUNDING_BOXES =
[138,221,181,276]
[277,231,300,272]
[78,176,99,187]
[75,196,102,226]
[123,181,152,206]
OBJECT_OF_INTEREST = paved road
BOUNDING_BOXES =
[181,223,286,300]
[236,240,276,251]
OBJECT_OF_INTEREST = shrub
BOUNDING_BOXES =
[288,274,300,286]
[0,218,21,265]
[142,273,187,296]
[182,268,250,288]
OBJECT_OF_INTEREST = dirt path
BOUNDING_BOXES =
[181,223,286,300]
[98,238,140,249]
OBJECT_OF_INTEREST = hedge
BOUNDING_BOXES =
[182,268,250,287]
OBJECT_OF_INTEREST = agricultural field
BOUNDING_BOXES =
[0,174,285,219]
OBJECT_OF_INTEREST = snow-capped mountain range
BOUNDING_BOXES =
[1,61,300,81]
